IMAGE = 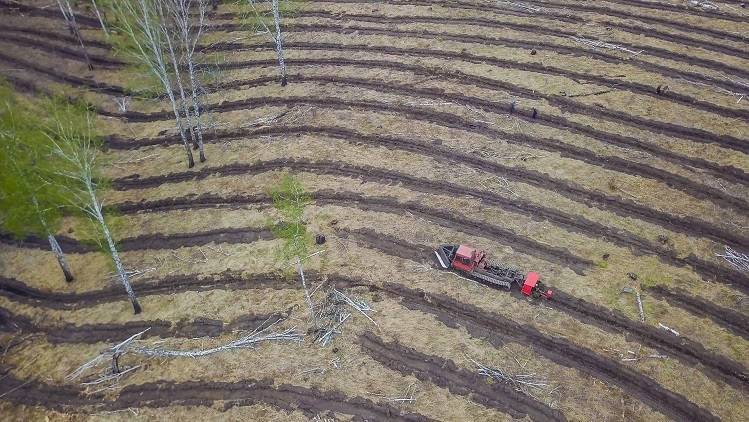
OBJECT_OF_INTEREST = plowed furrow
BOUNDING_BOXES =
[364,281,720,422]
[0,227,272,253]
[0,51,126,95]
[0,271,297,309]
[0,374,432,421]
[358,332,566,421]
[109,159,748,290]
[0,306,287,344]
[341,229,749,391]
[210,21,749,92]
[274,9,749,78]
[647,285,749,341]
[207,56,748,155]
[0,0,99,27]
[0,32,121,66]
[311,0,748,44]
[190,72,749,182]
[0,24,111,50]
[107,125,748,250]
[122,95,749,213]
[274,41,749,120]
[609,0,749,22]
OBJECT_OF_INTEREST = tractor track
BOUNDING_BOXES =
[106,125,748,251]
[108,158,749,291]
[342,228,749,392]
[209,19,749,91]
[310,0,749,45]
[157,71,749,184]
[358,332,566,421]
[334,278,722,422]
[276,10,749,77]
[0,51,127,95]
[112,190,594,275]
[240,0,749,61]
[0,271,298,310]
[0,306,290,344]
[0,24,111,50]
[5,28,747,157]
[647,285,749,341]
[0,227,273,254]
[118,94,749,213]
[206,40,749,122]
[0,0,100,27]
[0,374,433,421]
[0,32,122,67]
[2,232,746,397]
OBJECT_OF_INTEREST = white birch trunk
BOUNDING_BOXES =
[86,184,142,314]
[90,0,109,38]
[48,234,74,282]
[57,0,93,70]
[271,0,287,86]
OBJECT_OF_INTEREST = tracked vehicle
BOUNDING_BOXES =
[434,244,553,299]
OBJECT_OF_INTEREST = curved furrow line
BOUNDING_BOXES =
[0,51,127,95]
[343,227,749,344]
[647,285,749,341]
[214,40,749,121]
[311,0,749,44]
[278,9,749,77]
[106,125,748,250]
[121,192,593,275]
[608,0,749,22]
[0,32,122,67]
[121,94,749,213]
[0,306,289,344]
[0,227,273,254]
[358,332,566,422]
[530,0,749,41]
[209,19,749,91]
[6,28,745,156]
[193,72,749,184]
[0,375,433,421]
[3,231,746,397]
[342,278,722,422]
[0,24,111,50]
[296,0,749,60]
[0,0,100,27]
[207,57,749,157]
[107,158,749,292]
[3,28,746,157]
[0,271,298,310]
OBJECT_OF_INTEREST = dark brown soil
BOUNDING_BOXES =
[359,331,566,421]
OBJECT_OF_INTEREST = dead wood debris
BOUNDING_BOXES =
[310,287,378,347]
[67,317,302,393]
[717,246,749,272]
[469,356,559,407]
[570,36,644,57]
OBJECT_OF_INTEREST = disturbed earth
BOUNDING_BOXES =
[1,0,749,421]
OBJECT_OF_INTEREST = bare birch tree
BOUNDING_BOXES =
[56,0,94,71]
[90,0,110,38]
[248,0,287,86]
[166,0,210,162]
[111,0,195,168]
[44,101,142,314]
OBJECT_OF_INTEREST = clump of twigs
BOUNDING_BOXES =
[67,318,302,393]
[310,287,378,346]
[570,36,643,57]
[717,246,749,272]
[469,356,559,406]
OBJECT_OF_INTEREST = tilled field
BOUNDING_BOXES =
[1,1,748,421]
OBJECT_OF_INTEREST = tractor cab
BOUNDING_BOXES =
[521,272,553,299]
[451,245,486,272]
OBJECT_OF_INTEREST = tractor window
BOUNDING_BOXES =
[461,257,471,265]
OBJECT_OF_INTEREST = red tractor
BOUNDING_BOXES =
[434,244,553,299]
